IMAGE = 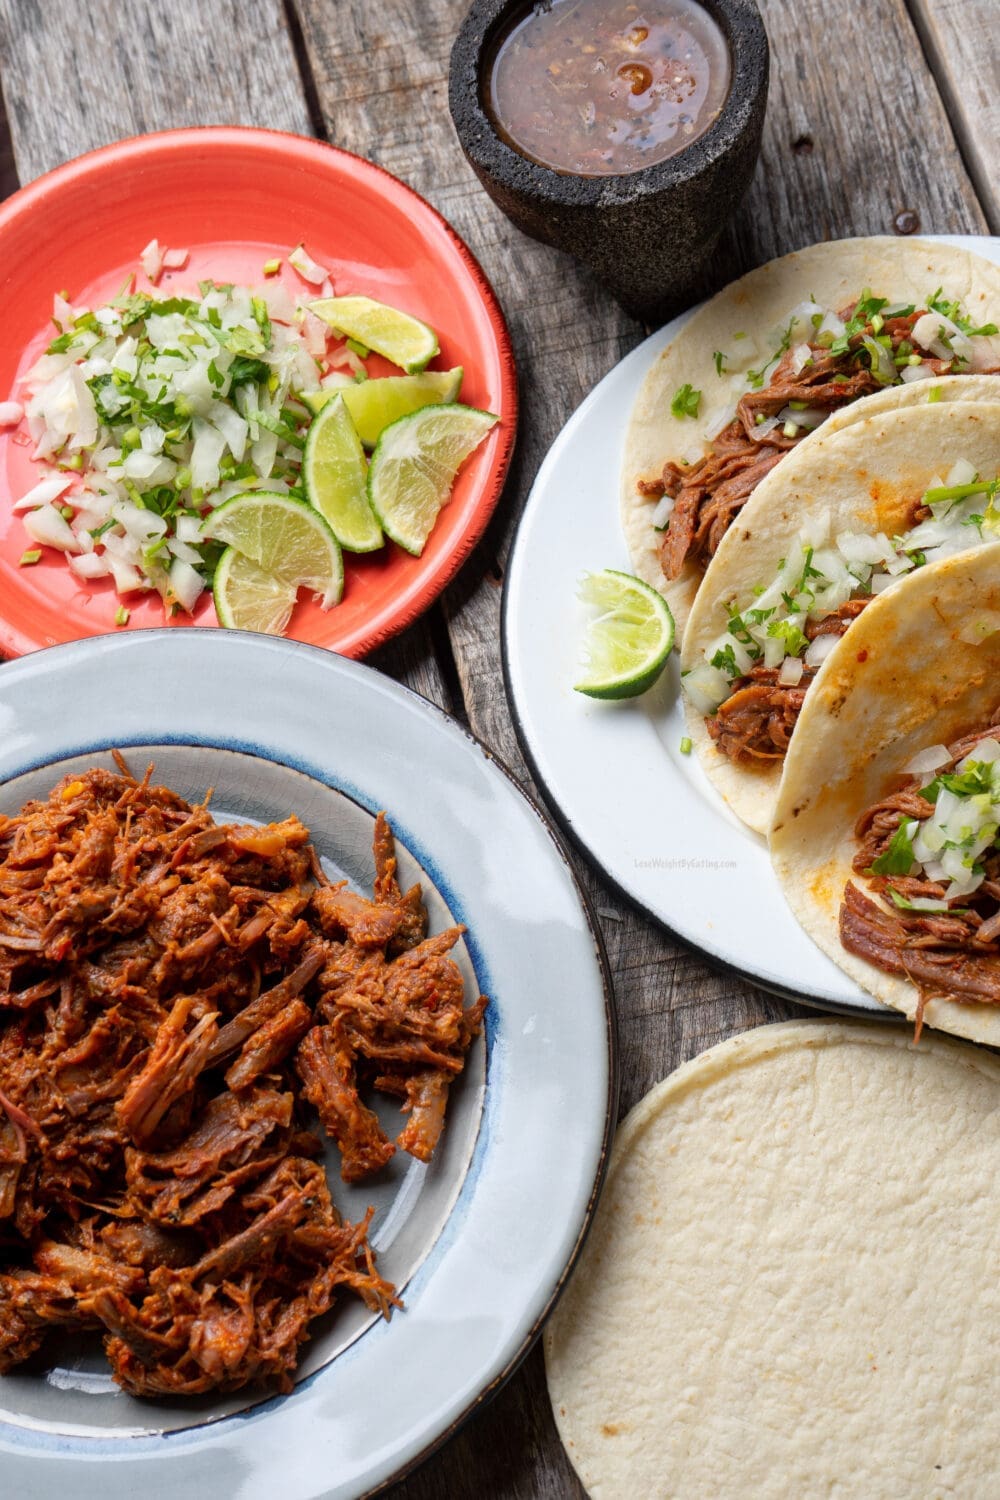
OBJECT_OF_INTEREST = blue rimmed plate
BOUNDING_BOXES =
[0,629,614,1498]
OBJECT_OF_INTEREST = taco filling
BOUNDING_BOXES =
[683,464,1000,763]
[841,717,1000,1030]
[640,291,1000,579]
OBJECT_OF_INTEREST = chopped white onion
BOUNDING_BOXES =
[959,737,1000,768]
[778,656,804,686]
[946,458,979,487]
[752,415,780,439]
[288,243,328,286]
[789,342,813,375]
[900,363,937,383]
[162,247,190,270]
[139,238,164,285]
[776,404,826,430]
[683,663,730,715]
[911,310,973,365]
[0,400,24,426]
[12,475,73,512]
[22,504,80,552]
[804,632,839,668]
[168,557,204,613]
[174,514,203,544]
[902,744,952,775]
[69,551,112,580]
[651,493,674,529]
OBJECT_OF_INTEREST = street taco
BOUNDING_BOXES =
[679,399,1000,834]
[621,236,1000,631]
[771,542,1000,1045]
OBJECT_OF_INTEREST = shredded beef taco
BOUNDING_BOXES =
[621,235,1000,631]
[771,542,1000,1045]
[679,398,1000,834]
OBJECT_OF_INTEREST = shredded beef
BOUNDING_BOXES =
[840,712,1000,1028]
[706,600,871,763]
[0,759,486,1396]
[642,301,992,580]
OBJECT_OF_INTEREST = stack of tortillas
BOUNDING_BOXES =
[545,1021,1000,1497]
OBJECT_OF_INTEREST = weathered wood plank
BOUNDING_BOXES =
[908,0,1000,232]
[0,0,450,711]
[0,0,311,176]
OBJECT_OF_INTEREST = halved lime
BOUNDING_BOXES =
[310,295,440,374]
[302,396,383,553]
[301,367,464,448]
[367,403,499,556]
[202,491,343,609]
[574,569,675,699]
[213,547,299,635]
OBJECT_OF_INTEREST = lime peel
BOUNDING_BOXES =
[301,368,464,448]
[302,396,383,553]
[367,403,499,556]
[574,569,675,700]
[310,295,440,374]
[203,490,344,611]
[213,547,299,636]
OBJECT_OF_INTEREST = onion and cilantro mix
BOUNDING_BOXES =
[666,288,999,460]
[683,460,1000,714]
[14,272,358,615]
[874,738,1000,906]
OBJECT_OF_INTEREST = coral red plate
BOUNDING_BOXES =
[0,127,516,658]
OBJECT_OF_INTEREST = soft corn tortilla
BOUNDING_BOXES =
[771,542,1000,1044]
[546,1018,1000,1499]
[620,231,1000,633]
[679,399,1000,835]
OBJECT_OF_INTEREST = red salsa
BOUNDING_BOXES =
[485,0,731,177]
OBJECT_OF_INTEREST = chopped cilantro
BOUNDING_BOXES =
[713,350,727,376]
[711,643,739,676]
[671,383,702,419]
[870,819,917,876]
[766,618,809,656]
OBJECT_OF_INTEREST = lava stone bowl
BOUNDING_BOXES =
[450,0,769,323]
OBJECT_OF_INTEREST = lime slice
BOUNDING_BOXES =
[367,403,499,556]
[213,547,299,635]
[301,368,464,448]
[574,569,675,699]
[310,295,440,374]
[203,491,343,609]
[302,396,383,553]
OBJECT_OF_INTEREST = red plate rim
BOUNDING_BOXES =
[0,125,518,660]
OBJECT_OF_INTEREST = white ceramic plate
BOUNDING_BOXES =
[0,630,614,1498]
[503,234,1000,1015]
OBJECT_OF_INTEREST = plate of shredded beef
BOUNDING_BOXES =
[0,630,613,1500]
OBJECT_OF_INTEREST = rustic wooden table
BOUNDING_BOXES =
[0,1,996,1494]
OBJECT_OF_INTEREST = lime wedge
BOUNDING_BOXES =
[213,547,299,635]
[310,295,440,374]
[367,403,499,556]
[574,569,675,699]
[302,396,383,553]
[301,368,464,448]
[203,491,343,609]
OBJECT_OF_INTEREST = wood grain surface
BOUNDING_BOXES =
[0,0,997,1494]
[910,0,1000,232]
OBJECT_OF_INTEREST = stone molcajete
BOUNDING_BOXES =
[450,0,769,323]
